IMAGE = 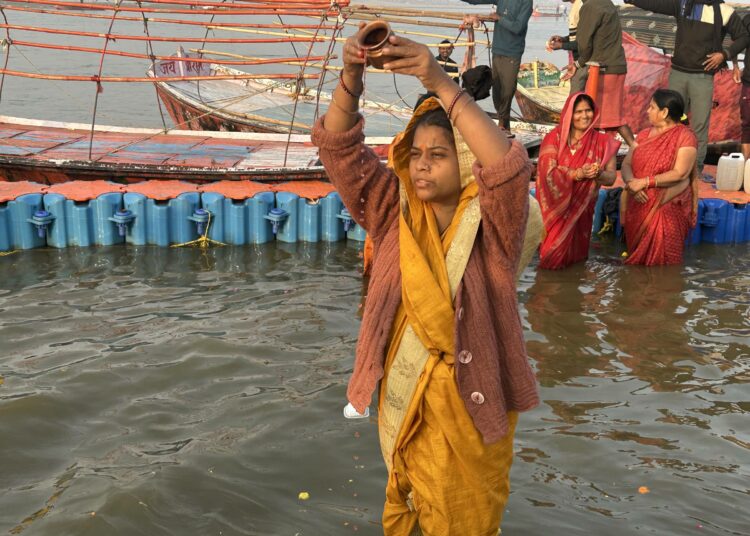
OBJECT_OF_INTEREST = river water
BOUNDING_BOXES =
[0,2,749,535]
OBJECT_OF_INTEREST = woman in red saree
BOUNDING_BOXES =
[537,92,621,269]
[622,89,698,266]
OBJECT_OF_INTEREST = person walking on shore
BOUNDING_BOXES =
[460,0,533,129]
[625,0,749,172]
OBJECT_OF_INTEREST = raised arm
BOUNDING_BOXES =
[381,36,529,266]
[380,35,511,166]
[310,25,400,240]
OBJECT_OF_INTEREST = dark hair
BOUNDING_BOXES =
[412,108,455,144]
[651,89,684,122]
[572,93,595,112]
[439,39,452,46]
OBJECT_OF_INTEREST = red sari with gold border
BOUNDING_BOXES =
[537,93,620,270]
[622,124,697,266]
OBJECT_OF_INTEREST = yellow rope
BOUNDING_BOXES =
[0,249,17,256]
[597,215,614,236]
[171,210,226,249]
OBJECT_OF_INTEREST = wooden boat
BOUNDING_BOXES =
[0,115,384,184]
[147,52,414,136]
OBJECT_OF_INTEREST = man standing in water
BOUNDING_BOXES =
[563,0,636,147]
[624,0,749,172]
[547,0,587,93]
[460,0,533,129]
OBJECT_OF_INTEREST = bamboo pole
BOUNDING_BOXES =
[190,48,391,74]
[0,23,328,43]
[10,39,330,66]
[0,4,340,31]
[0,69,319,82]
[345,4,495,22]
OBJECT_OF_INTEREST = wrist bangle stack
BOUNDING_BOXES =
[446,88,466,121]
[339,74,362,99]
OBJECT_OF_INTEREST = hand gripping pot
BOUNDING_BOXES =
[357,21,395,70]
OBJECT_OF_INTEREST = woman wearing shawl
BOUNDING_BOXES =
[621,89,698,266]
[536,92,620,269]
[311,24,542,535]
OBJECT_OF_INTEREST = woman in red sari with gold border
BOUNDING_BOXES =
[537,92,621,269]
[621,89,698,266]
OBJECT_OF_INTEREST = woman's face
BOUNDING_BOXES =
[571,99,594,132]
[647,99,669,126]
[409,124,461,205]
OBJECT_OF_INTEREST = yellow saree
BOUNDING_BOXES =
[377,99,520,536]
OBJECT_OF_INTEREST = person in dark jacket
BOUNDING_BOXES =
[436,39,460,81]
[548,0,588,93]
[563,0,636,146]
[732,14,750,161]
[625,0,750,171]
[461,0,533,130]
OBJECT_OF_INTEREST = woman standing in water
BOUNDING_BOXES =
[311,26,540,535]
[536,92,620,269]
[621,89,698,266]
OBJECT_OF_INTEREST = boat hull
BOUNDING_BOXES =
[0,116,330,185]
[155,82,297,135]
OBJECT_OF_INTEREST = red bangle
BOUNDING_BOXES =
[446,88,466,121]
[339,74,362,99]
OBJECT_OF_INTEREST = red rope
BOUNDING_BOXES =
[8,40,329,66]
[0,4,340,30]
[0,69,320,82]
[0,0,343,16]
[0,24,330,43]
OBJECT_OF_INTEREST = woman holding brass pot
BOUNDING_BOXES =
[311,23,541,535]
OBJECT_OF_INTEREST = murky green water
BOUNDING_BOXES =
[1,239,748,535]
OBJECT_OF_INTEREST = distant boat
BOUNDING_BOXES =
[0,115,341,184]
[532,5,566,18]
[147,51,414,137]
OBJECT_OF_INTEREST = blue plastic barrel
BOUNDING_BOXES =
[728,203,748,243]
[297,197,321,242]
[688,199,704,245]
[10,193,46,250]
[347,222,367,242]
[247,191,275,244]
[700,199,730,244]
[0,203,10,251]
[168,192,201,245]
[222,196,246,246]
[44,192,124,248]
[275,192,299,243]
[123,192,148,245]
[320,192,344,242]
[200,192,225,243]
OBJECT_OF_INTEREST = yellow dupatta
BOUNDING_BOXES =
[378,99,480,471]
[376,99,543,535]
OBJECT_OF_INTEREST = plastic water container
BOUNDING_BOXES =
[744,158,750,192]
[716,153,744,191]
